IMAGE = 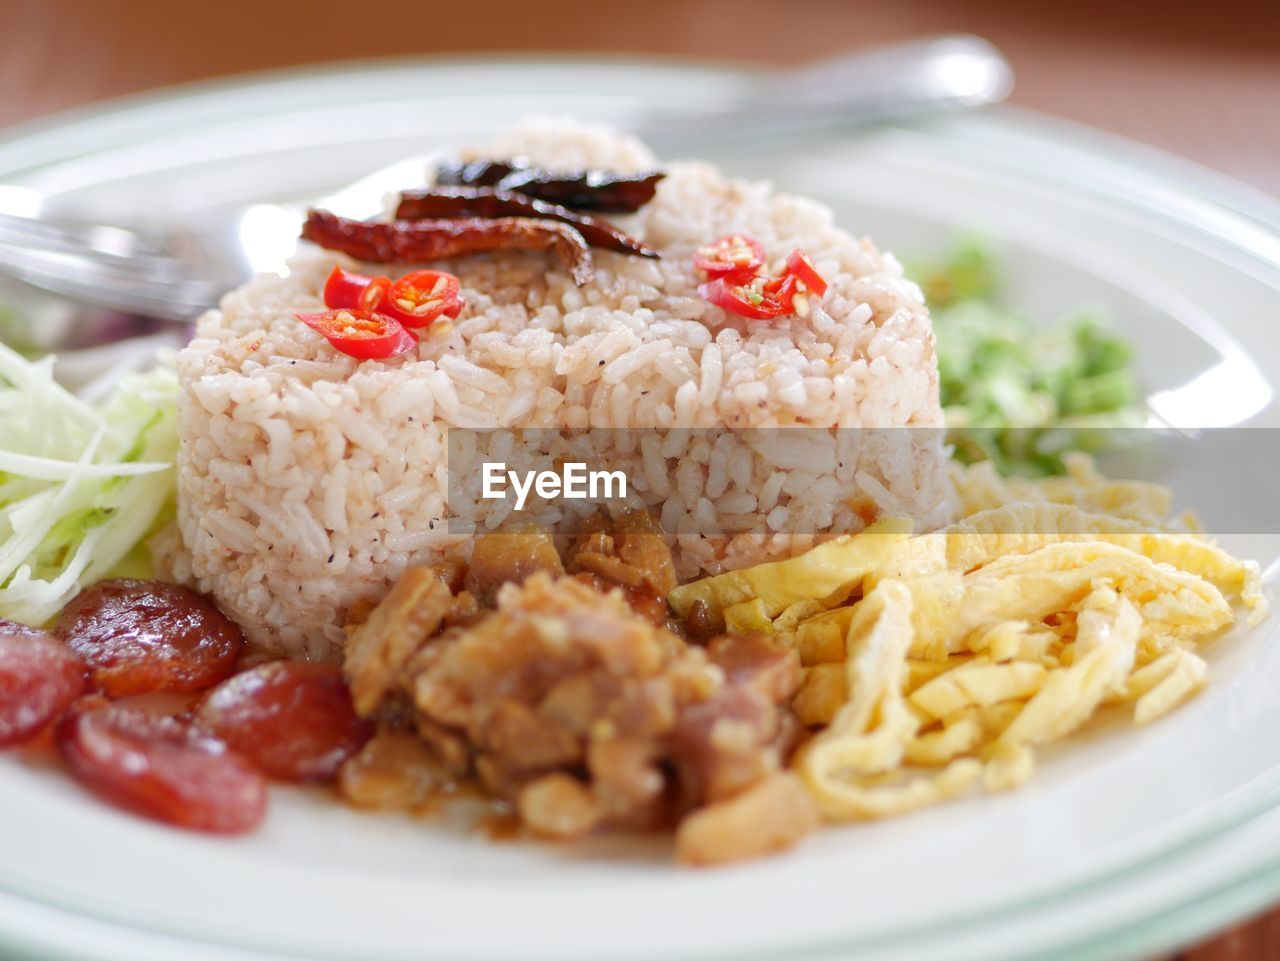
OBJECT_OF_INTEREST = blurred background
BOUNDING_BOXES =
[2,1,1280,958]
[2,0,1279,195]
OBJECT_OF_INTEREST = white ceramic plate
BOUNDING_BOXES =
[2,57,1280,961]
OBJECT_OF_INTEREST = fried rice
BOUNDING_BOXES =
[159,118,950,659]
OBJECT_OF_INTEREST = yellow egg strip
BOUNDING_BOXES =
[997,588,1139,748]
[667,516,913,627]
[672,456,1269,824]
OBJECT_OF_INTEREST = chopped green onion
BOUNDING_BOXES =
[909,237,1141,477]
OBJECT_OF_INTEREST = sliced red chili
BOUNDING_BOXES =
[383,270,464,328]
[783,249,829,299]
[296,309,417,360]
[323,266,392,312]
[358,276,391,311]
[699,273,797,321]
[693,234,765,281]
[323,266,370,309]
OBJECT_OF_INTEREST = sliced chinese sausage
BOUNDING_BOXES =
[0,626,87,747]
[55,579,244,698]
[196,662,374,783]
[0,617,48,640]
[55,703,267,833]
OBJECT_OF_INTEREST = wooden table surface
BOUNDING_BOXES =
[2,0,1279,957]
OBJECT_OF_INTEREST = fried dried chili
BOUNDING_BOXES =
[435,158,664,213]
[395,186,658,259]
[302,210,595,286]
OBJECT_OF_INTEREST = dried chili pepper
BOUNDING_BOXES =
[434,158,516,188]
[435,158,664,213]
[302,210,595,286]
[395,186,658,259]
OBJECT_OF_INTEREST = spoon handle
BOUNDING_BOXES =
[639,35,1013,150]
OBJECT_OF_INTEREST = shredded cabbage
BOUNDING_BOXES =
[0,341,178,626]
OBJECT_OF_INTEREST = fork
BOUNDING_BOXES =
[0,206,247,322]
[0,36,1012,326]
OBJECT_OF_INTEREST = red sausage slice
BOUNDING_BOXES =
[0,626,87,747]
[56,580,244,698]
[56,703,267,833]
[196,662,373,783]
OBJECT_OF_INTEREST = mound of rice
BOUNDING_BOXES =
[163,119,950,660]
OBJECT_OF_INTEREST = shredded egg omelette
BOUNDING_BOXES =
[669,454,1268,821]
